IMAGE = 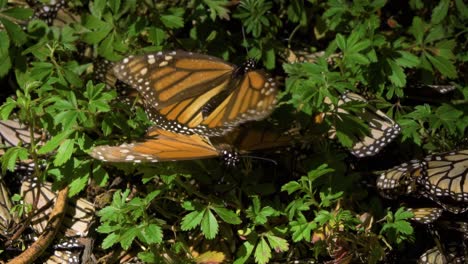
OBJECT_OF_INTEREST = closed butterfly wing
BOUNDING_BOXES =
[325,92,401,157]
[90,128,221,163]
[377,160,423,198]
[0,179,13,236]
[90,124,295,164]
[407,207,444,224]
[112,51,278,136]
[416,149,468,214]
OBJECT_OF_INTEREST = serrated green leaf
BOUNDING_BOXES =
[409,17,424,44]
[335,34,346,50]
[2,7,33,20]
[140,223,163,244]
[201,209,218,239]
[395,51,420,68]
[431,0,449,24]
[213,207,241,225]
[160,14,184,29]
[281,181,301,194]
[69,173,89,197]
[38,130,72,154]
[266,233,289,252]
[455,0,468,18]
[254,237,271,264]
[120,226,138,250]
[102,232,119,249]
[387,59,406,87]
[181,210,204,231]
[0,17,27,46]
[426,53,457,78]
[233,240,255,264]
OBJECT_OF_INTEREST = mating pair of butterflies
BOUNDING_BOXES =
[90,51,281,164]
[90,50,402,163]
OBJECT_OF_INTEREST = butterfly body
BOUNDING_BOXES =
[112,51,278,136]
[90,124,294,165]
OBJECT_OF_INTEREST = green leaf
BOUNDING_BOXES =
[281,181,301,194]
[426,53,457,78]
[387,59,406,87]
[201,209,218,239]
[91,0,107,19]
[254,237,271,264]
[102,232,119,249]
[140,223,163,244]
[0,17,27,46]
[82,15,113,44]
[2,7,33,20]
[181,210,204,231]
[394,51,420,68]
[69,173,90,197]
[38,130,73,154]
[160,8,184,29]
[203,0,230,20]
[409,17,424,44]
[431,0,449,24]
[233,240,255,264]
[335,34,346,50]
[120,226,138,250]
[455,0,468,19]
[265,233,289,253]
[147,27,166,46]
[213,207,242,225]
[290,216,315,242]
[1,147,29,174]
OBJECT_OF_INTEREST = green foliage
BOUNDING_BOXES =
[97,189,163,250]
[0,0,465,263]
[380,208,414,245]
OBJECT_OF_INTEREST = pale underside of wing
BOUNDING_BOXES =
[90,128,220,163]
[420,149,468,202]
[327,92,401,157]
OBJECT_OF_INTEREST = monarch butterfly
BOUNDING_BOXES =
[409,83,457,94]
[321,92,401,158]
[0,119,42,146]
[90,125,294,165]
[93,59,138,100]
[416,149,468,213]
[279,48,342,65]
[0,179,14,237]
[20,178,94,263]
[418,244,466,264]
[376,160,422,198]
[112,51,278,136]
[407,207,444,224]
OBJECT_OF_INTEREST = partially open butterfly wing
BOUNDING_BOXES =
[212,125,295,154]
[113,51,278,136]
[90,128,220,163]
[327,92,401,157]
[113,51,235,108]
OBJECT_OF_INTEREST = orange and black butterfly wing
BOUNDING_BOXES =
[113,51,278,136]
[112,51,235,108]
[90,128,221,163]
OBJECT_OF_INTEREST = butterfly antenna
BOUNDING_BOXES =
[241,25,249,56]
[241,155,278,166]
